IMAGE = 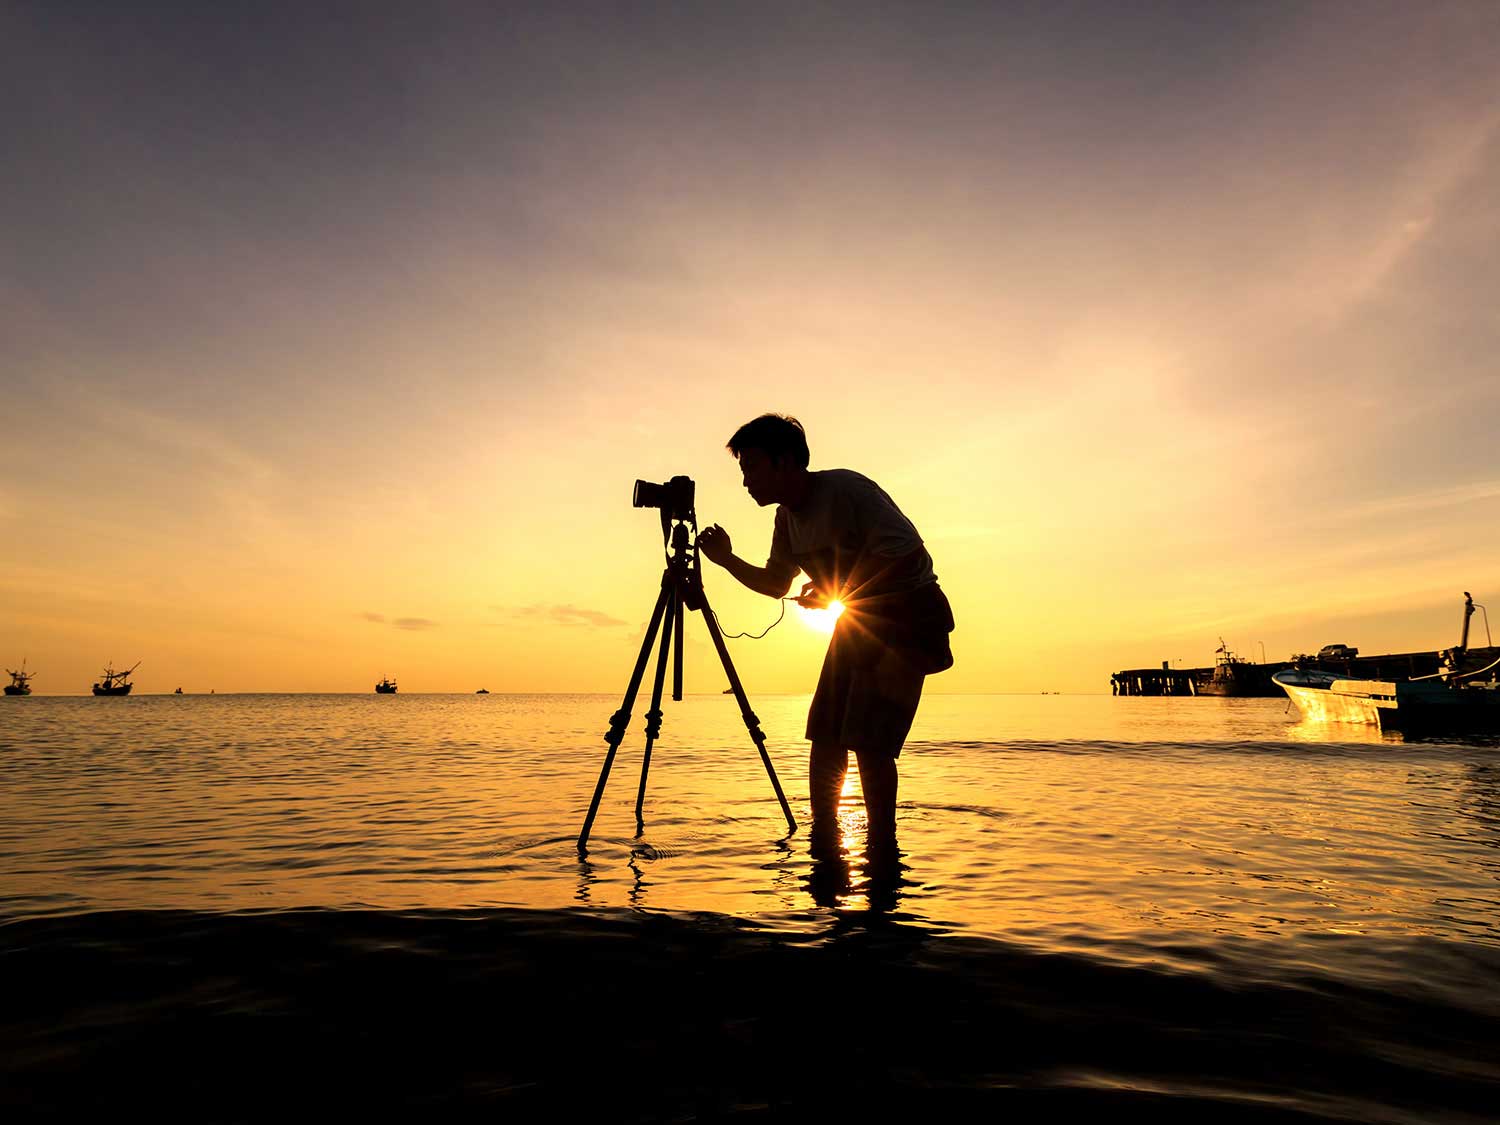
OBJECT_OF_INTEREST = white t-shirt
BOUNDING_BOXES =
[766,469,935,596]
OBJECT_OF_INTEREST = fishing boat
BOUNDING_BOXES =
[5,660,33,696]
[1196,639,1277,697]
[375,676,398,694]
[93,661,139,696]
[1275,593,1500,734]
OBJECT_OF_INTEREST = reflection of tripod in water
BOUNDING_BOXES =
[577,517,797,850]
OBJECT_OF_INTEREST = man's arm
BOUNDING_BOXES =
[722,553,796,599]
[697,525,795,599]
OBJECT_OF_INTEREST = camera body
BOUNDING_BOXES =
[633,475,696,521]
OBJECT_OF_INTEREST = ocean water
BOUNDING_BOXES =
[2,693,1498,1120]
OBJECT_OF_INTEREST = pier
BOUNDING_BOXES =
[1110,662,1199,696]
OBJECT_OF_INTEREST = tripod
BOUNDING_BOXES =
[577,516,797,850]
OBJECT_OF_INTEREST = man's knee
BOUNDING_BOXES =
[853,748,898,778]
[809,741,846,773]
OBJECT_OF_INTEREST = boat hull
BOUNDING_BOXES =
[4,685,29,696]
[1379,690,1500,734]
[1276,677,1389,725]
[1275,670,1500,734]
[374,685,397,694]
[92,684,133,696]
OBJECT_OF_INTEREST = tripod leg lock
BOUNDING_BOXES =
[605,709,632,747]
[644,707,663,740]
[738,709,767,747]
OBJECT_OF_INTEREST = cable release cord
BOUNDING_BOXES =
[692,521,804,639]
[709,597,812,640]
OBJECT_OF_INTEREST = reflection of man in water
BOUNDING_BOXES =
[697,414,954,854]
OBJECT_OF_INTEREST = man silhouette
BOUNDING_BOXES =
[697,414,953,853]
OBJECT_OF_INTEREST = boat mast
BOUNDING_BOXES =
[1459,592,1475,655]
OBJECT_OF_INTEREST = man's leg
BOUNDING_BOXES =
[809,740,847,846]
[854,749,898,847]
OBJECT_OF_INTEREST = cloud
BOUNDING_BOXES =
[1345,479,1500,521]
[362,612,438,630]
[505,603,629,628]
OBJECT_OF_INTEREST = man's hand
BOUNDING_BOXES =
[697,524,733,566]
[795,581,830,609]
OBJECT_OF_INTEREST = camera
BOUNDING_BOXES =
[633,475,696,521]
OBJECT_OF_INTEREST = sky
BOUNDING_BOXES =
[3,1,1499,694]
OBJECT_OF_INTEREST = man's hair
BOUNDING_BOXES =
[726,413,810,468]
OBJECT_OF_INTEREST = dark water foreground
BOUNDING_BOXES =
[4,907,1498,1123]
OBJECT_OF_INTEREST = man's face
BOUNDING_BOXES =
[737,448,782,507]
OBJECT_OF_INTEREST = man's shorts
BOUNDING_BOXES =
[805,614,926,759]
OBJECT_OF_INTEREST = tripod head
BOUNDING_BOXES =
[666,519,706,613]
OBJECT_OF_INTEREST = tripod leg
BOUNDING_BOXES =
[635,585,676,830]
[673,586,685,701]
[579,578,673,850]
[696,589,798,834]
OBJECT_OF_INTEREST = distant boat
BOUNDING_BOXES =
[1275,593,1500,734]
[174,687,184,694]
[5,659,33,696]
[375,676,398,694]
[475,688,490,694]
[93,661,139,696]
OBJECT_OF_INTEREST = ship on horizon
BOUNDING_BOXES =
[5,660,33,696]
[375,675,397,694]
[93,662,139,696]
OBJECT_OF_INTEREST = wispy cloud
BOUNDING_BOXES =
[361,612,438,630]
[1344,479,1500,521]
[502,603,628,628]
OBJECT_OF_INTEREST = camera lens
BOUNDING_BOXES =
[633,480,663,509]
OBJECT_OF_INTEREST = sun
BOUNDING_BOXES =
[798,599,845,634]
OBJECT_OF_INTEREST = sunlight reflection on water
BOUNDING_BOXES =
[2,693,1497,967]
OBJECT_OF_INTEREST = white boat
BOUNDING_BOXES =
[1274,593,1500,735]
[1272,668,1499,731]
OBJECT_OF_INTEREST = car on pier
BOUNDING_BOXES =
[1317,644,1359,660]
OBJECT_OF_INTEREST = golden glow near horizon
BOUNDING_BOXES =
[3,6,1499,694]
